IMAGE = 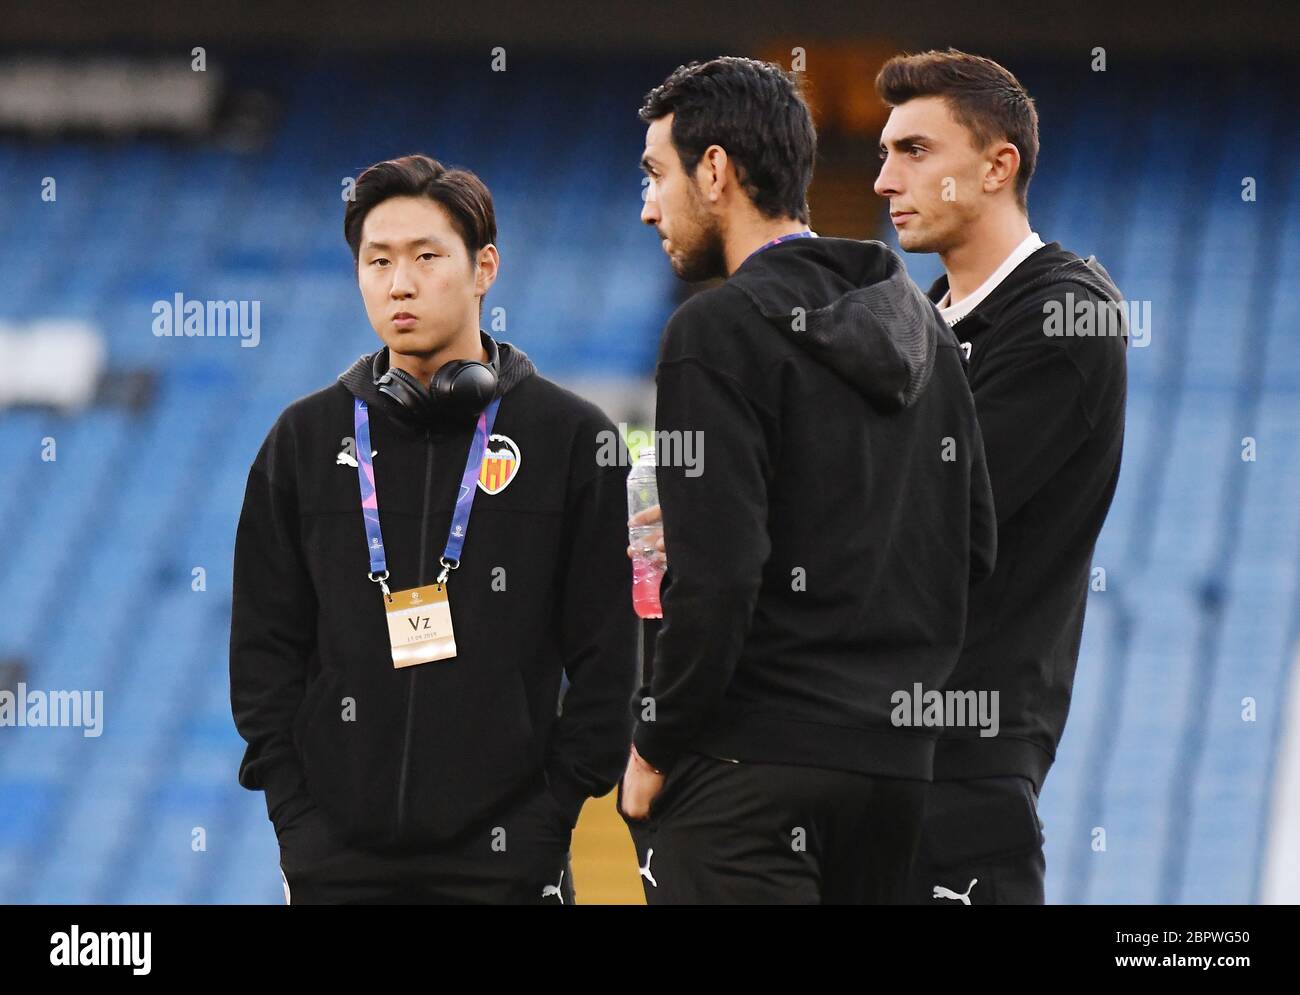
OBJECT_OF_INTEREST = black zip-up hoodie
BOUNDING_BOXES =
[632,237,997,780]
[926,243,1128,791]
[230,336,636,850]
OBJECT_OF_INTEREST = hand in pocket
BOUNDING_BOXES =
[618,749,666,822]
[276,799,344,882]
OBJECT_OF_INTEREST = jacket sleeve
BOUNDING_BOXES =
[229,414,319,835]
[969,328,1095,526]
[545,415,639,826]
[632,301,773,772]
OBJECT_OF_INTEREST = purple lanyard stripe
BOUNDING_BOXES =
[445,397,500,565]
[354,399,384,575]
[353,396,501,581]
[742,229,817,266]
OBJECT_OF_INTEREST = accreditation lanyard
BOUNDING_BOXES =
[353,395,501,598]
[741,229,818,266]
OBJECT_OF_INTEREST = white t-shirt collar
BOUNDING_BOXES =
[938,231,1045,327]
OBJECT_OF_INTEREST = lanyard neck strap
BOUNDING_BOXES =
[353,395,501,592]
[741,229,817,266]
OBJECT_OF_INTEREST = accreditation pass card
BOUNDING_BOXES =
[385,583,457,668]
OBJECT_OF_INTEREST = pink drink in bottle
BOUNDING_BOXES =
[627,447,664,619]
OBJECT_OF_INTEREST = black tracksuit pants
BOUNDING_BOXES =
[903,776,1046,905]
[276,775,575,905]
[618,751,927,904]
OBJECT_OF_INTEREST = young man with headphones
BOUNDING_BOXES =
[230,154,637,904]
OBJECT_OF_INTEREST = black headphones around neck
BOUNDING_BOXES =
[372,332,500,421]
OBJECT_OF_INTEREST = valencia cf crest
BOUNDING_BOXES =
[478,433,521,495]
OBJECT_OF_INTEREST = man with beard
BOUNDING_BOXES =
[617,57,997,904]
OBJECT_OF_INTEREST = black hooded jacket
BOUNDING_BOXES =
[927,243,1128,791]
[230,336,637,850]
[632,237,997,780]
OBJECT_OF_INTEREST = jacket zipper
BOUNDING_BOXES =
[394,427,434,839]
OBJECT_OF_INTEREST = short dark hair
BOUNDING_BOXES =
[875,49,1039,210]
[640,56,816,223]
[344,153,497,263]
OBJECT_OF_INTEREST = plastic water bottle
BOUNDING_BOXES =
[627,447,664,619]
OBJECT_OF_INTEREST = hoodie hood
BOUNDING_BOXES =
[729,237,949,412]
[337,331,537,428]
